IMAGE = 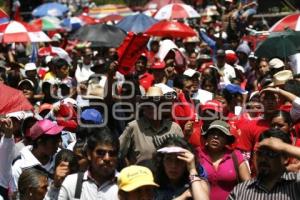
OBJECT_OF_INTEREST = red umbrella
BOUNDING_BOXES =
[145,0,184,10]
[145,20,197,38]
[154,3,200,20]
[0,20,51,43]
[0,83,33,114]
[78,13,99,25]
[98,14,124,23]
[269,13,300,32]
[38,46,71,63]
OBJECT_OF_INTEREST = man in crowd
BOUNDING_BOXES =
[58,127,119,200]
[228,128,300,199]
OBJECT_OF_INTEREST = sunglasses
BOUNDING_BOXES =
[96,149,118,158]
[255,149,280,158]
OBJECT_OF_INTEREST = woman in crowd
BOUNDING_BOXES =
[18,168,48,200]
[197,120,250,200]
[155,137,209,200]
[270,110,300,172]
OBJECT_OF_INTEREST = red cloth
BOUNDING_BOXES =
[173,92,195,128]
[139,72,154,91]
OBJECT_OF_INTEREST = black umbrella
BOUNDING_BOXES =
[70,24,126,47]
[255,29,300,59]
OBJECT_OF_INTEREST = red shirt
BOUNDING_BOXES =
[236,118,270,152]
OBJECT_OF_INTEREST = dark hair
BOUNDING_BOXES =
[154,137,203,187]
[32,134,61,149]
[259,128,292,144]
[201,75,218,92]
[86,126,119,152]
[53,58,69,70]
[18,168,48,200]
[284,79,300,97]
[272,110,292,126]
[55,149,79,174]
[173,74,185,89]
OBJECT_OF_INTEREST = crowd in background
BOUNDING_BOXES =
[1,0,300,200]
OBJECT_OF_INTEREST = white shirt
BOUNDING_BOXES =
[0,135,15,189]
[58,171,119,200]
[216,63,236,84]
[75,63,94,83]
[12,146,55,192]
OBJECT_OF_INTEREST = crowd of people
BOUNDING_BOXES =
[1,0,300,199]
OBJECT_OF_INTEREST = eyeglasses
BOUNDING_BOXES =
[96,149,118,158]
[255,149,280,158]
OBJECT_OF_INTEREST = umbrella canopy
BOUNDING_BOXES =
[98,14,124,24]
[70,24,126,47]
[0,8,9,24]
[0,83,33,114]
[61,17,83,31]
[31,16,61,31]
[154,3,200,20]
[145,0,184,10]
[255,29,300,59]
[78,14,99,25]
[116,13,158,33]
[32,2,69,17]
[89,4,134,19]
[269,13,300,32]
[0,21,51,43]
[145,20,197,38]
[38,46,71,63]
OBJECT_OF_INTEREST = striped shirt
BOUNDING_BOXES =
[227,172,300,200]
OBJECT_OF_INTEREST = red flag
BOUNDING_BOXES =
[117,32,150,75]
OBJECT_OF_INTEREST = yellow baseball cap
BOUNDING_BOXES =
[118,165,159,192]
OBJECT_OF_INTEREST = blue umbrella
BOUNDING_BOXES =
[61,17,83,31]
[32,2,69,18]
[116,13,158,33]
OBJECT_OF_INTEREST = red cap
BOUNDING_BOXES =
[29,119,64,140]
[151,61,165,69]
[201,100,223,113]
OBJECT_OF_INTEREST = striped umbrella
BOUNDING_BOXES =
[31,16,61,31]
[269,13,300,32]
[154,3,200,20]
[0,21,51,43]
[88,4,134,18]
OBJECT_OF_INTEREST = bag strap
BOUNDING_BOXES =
[74,172,84,199]
[232,151,240,183]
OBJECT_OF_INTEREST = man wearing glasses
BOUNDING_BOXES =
[228,128,300,200]
[58,127,119,200]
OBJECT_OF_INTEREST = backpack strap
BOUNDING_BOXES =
[74,172,84,199]
[232,151,240,183]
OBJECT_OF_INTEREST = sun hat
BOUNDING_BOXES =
[29,119,64,140]
[202,120,235,144]
[269,58,285,70]
[157,146,186,154]
[269,70,293,87]
[24,63,37,71]
[118,165,159,192]
[18,79,35,90]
